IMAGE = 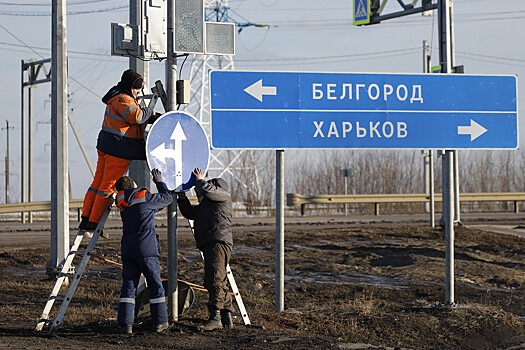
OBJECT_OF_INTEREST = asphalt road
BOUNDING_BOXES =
[2,211,525,247]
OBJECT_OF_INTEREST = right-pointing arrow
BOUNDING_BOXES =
[244,79,277,102]
[457,119,487,141]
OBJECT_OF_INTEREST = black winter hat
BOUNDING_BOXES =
[119,69,143,93]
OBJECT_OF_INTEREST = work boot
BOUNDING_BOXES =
[119,324,133,334]
[220,310,234,329]
[199,310,223,331]
[83,221,109,239]
[154,322,169,333]
[83,221,98,231]
[78,217,89,230]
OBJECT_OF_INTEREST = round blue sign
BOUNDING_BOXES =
[146,111,210,191]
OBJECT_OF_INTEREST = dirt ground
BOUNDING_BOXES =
[1,214,525,349]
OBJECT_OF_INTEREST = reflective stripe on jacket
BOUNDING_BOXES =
[96,86,148,160]
[117,182,174,259]
[117,189,147,210]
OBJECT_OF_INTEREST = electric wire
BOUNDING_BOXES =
[0,0,120,5]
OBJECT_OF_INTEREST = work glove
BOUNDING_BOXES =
[147,112,162,124]
[151,168,162,183]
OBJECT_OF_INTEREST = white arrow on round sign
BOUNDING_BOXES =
[146,111,210,191]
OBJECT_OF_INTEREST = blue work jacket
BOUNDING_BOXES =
[116,181,174,259]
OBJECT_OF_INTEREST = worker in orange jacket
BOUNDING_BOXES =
[79,69,156,232]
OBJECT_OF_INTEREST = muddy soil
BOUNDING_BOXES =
[1,217,525,349]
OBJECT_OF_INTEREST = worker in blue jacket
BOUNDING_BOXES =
[115,169,173,334]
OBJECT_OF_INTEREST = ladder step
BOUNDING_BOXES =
[35,203,118,333]
[47,295,64,302]
[58,272,75,278]
[68,249,85,256]
[37,317,52,325]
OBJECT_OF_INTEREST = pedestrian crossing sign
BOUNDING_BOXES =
[353,0,371,26]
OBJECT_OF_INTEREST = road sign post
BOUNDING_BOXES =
[146,111,209,321]
[210,69,519,310]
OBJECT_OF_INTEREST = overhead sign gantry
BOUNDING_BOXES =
[353,0,437,25]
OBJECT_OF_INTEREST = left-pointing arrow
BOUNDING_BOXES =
[457,119,487,141]
[244,79,277,102]
[150,142,178,164]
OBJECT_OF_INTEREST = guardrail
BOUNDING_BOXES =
[286,192,525,216]
[0,198,200,222]
[2,193,525,220]
[0,199,84,221]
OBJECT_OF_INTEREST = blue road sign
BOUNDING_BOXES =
[146,111,209,191]
[353,0,371,25]
[210,71,518,150]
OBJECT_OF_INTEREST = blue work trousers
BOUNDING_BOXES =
[117,256,168,326]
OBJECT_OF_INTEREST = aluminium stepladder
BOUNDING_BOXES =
[35,204,113,333]
[187,219,252,326]
[35,81,167,333]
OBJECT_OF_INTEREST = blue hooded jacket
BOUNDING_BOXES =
[116,181,174,260]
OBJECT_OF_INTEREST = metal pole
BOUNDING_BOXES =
[429,150,435,228]
[453,150,460,224]
[166,0,179,322]
[422,40,430,214]
[450,1,461,225]
[444,151,455,304]
[167,201,178,322]
[20,60,26,222]
[438,0,455,305]
[4,120,10,204]
[275,150,284,312]
[48,0,69,277]
[423,40,434,227]
[129,0,150,188]
[344,177,348,217]
[28,85,33,223]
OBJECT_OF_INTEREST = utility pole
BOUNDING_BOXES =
[48,0,70,277]
[21,59,51,222]
[2,120,14,203]
[128,0,150,188]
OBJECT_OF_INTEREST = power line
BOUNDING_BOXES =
[0,41,111,58]
[2,35,524,69]
[235,47,420,62]
[0,0,121,6]
[0,25,102,99]
[0,5,127,16]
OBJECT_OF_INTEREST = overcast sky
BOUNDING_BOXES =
[0,0,523,202]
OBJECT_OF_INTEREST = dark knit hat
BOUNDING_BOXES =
[119,69,143,92]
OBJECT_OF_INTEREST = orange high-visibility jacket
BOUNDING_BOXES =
[96,86,150,160]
